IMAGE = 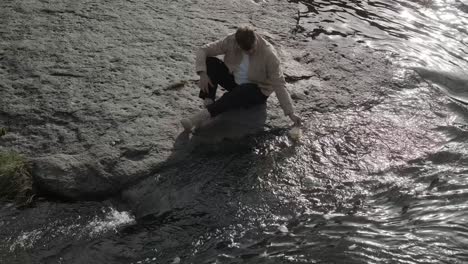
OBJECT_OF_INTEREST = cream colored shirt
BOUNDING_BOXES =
[195,33,295,115]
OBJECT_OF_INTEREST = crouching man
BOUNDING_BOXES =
[181,26,301,131]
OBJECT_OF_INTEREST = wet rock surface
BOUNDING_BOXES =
[0,0,396,199]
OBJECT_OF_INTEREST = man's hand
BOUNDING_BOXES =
[198,72,213,93]
[288,113,302,126]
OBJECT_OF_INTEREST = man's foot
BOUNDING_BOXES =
[180,109,211,131]
[180,118,193,131]
[203,98,214,107]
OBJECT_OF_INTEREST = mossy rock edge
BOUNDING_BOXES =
[0,152,34,206]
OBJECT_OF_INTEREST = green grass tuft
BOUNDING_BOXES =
[0,127,6,137]
[0,152,34,206]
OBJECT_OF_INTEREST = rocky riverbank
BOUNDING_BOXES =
[0,0,398,200]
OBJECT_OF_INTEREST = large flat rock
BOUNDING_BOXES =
[0,0,397,199]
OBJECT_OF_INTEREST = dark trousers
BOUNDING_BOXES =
[199,57,268,117]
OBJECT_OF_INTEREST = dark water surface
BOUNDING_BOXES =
[1,0,468,263]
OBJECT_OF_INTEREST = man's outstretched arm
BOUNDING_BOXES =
[268,54,302,125]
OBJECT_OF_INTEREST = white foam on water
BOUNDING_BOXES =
[87,207,135,236]
[9,230,43,252]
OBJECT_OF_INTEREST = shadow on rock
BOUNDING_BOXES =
[119,104,291,222]
[162,103,268,167]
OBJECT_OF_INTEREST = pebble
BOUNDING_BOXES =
[303,176,318,188]
[291,92,306,100]
[278,225,289,233]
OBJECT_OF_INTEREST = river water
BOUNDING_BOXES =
[1,0,468,263]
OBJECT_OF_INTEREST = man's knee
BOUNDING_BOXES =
[206,57,223,74]
[206,57,222,68]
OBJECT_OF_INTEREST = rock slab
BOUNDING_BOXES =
[0,0,397,199]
